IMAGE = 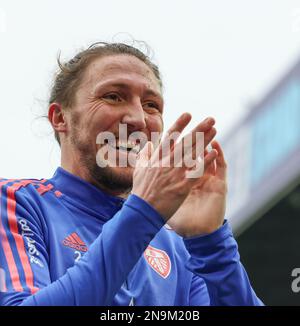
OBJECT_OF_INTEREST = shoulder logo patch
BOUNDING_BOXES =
[144,245,171,279]
[62,232,88,252]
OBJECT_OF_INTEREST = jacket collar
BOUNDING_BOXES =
[50,167,125,219]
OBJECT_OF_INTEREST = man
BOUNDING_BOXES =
[0,42,262,306]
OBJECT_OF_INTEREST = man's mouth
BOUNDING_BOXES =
[108,140,141,154]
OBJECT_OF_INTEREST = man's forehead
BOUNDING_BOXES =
[85,55,160,89]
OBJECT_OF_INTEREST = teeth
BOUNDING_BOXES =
[109,140,141,153]
[117,140,136,149]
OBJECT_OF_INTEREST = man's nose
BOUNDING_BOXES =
[121,102,147,131]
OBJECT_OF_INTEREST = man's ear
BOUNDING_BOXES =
[48,103,68,135]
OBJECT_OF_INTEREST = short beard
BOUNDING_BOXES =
[89,163,133,194]
[70,119,132,195]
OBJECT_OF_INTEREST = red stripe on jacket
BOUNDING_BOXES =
[0,179,44,294]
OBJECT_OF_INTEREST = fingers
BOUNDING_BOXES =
[204,127,217,149]
[136,141,154,167]
[192,117,215,134]
[158,113,192,159]
[172,117,216,163]
[162,113,192,148]
[185,148,217,179]
[182,117,216,149]
[211,140,227,179]
[204,149,217,175]
[157,115,218,176]
[178,124,217,169]
[165,112,192,136]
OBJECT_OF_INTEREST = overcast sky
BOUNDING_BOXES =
[1,0,300,179]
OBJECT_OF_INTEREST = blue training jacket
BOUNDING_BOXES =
[0,167,263,306]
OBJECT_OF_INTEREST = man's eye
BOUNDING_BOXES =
[103,93,122,102]
[144,102,160,111]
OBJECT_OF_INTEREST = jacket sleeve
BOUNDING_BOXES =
[0,185,165,306]
[188,274,210,306]
[185,221,264,306]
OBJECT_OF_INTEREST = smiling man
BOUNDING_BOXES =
[0,42,262,306]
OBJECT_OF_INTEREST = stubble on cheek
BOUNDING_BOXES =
[68,113,133,193]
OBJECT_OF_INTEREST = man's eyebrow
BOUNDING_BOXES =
[94,81,163,101]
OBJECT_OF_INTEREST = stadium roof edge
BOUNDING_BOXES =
[221,53,300,145]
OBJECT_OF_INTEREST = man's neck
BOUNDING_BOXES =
[60,162,130,199]
[60,145,131,199]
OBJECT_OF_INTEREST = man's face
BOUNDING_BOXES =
[66,54,164,194]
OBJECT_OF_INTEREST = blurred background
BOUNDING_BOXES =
[0,0,299,305]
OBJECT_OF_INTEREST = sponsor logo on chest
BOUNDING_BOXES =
[62,232,88,252]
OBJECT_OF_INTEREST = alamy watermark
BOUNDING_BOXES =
[0,267,6,292]
[95,124,205,178]
[291,268,300,293]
